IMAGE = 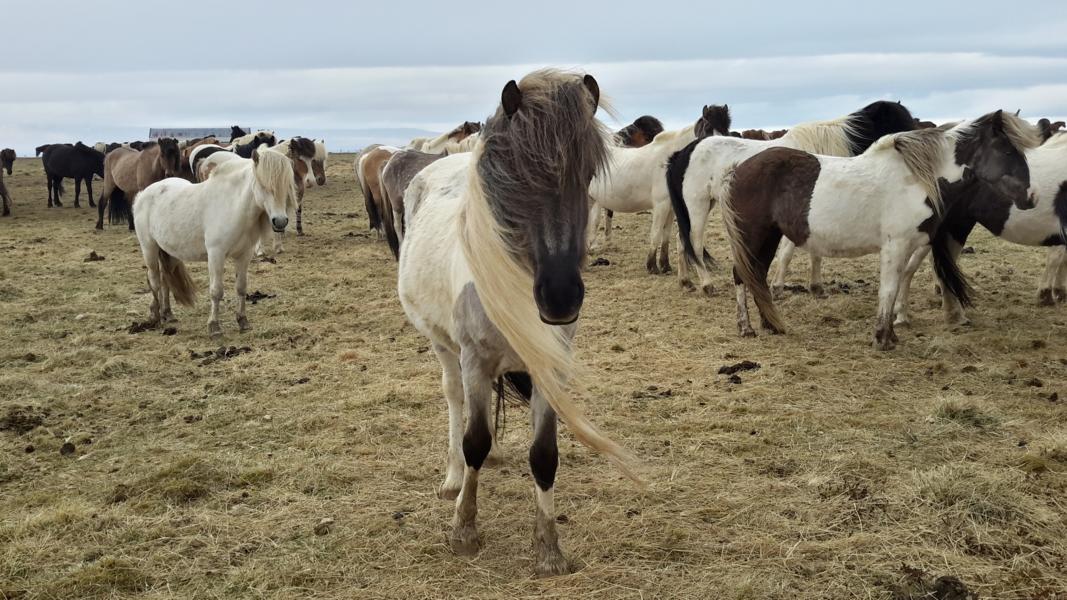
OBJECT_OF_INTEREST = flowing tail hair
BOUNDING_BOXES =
[460,159,642,485]
[666,140,713,271]
[930,230,973,308]
[158,250,196,306]
[377,177,401,260]
[718,163,787,333]
[108,190,132,225]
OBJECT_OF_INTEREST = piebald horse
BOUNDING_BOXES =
[587,105,731,270]
[893,129,1067,323]
[408,121,481,154]
[133,146,295,336]
[667,101,917,296]
[591,115,667,244]
[719,110,1039,349]
[397,70,638,576]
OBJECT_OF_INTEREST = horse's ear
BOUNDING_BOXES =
[1014,109,1021,117]
[502,80,522,117]
[703,105,711,117]
[582,74,600,110]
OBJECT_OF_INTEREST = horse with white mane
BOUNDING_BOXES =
[133,146,296,337]
[667,101,917,296]
[397,69,638,576]
[719,111,1039,349]
[588,105,731,272]
[408,121,481,154]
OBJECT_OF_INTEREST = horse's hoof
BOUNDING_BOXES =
[874,328,898,351]
[809,283,826,298]
[739,326,757,338]
[679,279,695,291]
[1038,289,1054,306]
[701,284,715,298]
[658,260,672,274]
[450,524,480,556]
[645,257,659,274]
[762,321,784,335]
[534,552,571,578]
[1055,287,1067,303]
[438,485,461,501]
[893,315,910,327]
[162,312,176,323]
[89,201,96,208]
[208,322,223,338]
[237,316,251,332]
[771,285,784,300]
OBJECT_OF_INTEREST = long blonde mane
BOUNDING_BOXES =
[458,70,640,483]
[783,115,857,156]
[253,147,298,209]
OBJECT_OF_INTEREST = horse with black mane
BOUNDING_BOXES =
[229,126,247,142]
[96,138,184,230]
[1,148,14,216]
[41,142,105,208]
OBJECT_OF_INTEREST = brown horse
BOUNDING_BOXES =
[357,146,399,248]
[1,148,14,216]
[96,138,183,230]
[1038,118,1065,142]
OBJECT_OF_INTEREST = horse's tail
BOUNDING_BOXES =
[158,250,196,307]
[666,139,702,270]
[931,229,973,308]
[378,177,401,260]
[253,147,297,214]
[460,166,643,486]
[108,190,132,226]
[719,163,787,333]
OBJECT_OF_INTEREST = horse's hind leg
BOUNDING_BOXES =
[95,188,108,230]
[646,201,672,273]
[1055,248,1067,303]
[770,240,795,298]
[234,251,252,332]
[603,209,614,243]
[450,348,494,556]
[142,242,163,325]
[586,203,603,250]
[207,252,225,338]
[688,206,716,296]
[296,185,305,236]
[528,386,569,577]
[434,346,465,500]
[74,178,82,208]
[755,234,784,333]
[808,256,825,297]
[894,245,931,326]
[86,179,96,208]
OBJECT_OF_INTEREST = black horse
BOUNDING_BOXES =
[233,132,276,158]
[1,148,14,216]
[41,142,105,208]
[229,126,247,142]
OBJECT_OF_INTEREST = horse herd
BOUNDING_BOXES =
[3,68,1066,576]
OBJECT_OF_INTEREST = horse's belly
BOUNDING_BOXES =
[999,207,1060,246]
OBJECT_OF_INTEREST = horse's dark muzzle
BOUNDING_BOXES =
[534,261,585,326]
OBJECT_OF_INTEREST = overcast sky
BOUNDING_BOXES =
[1,0,1065,154]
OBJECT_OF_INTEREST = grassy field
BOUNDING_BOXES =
[1,153,1066,599]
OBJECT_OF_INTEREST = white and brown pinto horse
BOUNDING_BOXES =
[397,70,638,576]
[408,121,481,154]
[719,111,1039,349]
[894,130,1067,323]
[667,101,917,296]
[587,105,731,269]
[133,147,295,337]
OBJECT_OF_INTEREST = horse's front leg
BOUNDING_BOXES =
[234,251,252,332]
[770,240,795,298]
[86,179,96,208]
[296,184,305,236]
[433,345,465,500]
[74,178,82,208]
[893,245,931,326]
[451,348,494,556]
[529,386,569,577]
[874,242,910,350]
[1038,246,1067,305]
[586,202,602,251]
[603,208,614,244]
[207,252,225,338]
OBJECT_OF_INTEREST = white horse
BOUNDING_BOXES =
[894,130,1067,324]
[133,146,296,337]
[667,101,917,296]
[397,70,638,576]
[720,111,1039,350]
[587,105,731,273]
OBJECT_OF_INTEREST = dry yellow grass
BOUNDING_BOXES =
[1,154,1066,599]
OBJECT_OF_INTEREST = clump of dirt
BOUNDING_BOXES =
[718,360,760,375]
[891,565,977,600]
[127,321,157,334]
[245,290,276,304]
[0,406,49,434]
[83,251,105,262]
[190,346,252,366]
